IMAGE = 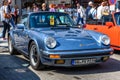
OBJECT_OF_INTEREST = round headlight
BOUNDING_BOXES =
[45,37,57,48]
[100,35,110,45]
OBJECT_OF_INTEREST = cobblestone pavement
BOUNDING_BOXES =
[0,40,8,53]
[0,54,40,80]
[0,39,41,80]
[1,39,120,80]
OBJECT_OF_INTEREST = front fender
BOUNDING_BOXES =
[28,35,45,55]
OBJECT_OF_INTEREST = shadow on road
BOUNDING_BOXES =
[43,58,120,75]
[0,54,41,80]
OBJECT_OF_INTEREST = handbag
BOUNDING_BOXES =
[102,7,109,16]
[3,10,11,19]
[3,13,11,19]
[102,11,109,15]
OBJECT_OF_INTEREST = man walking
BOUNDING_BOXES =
[76,3,85,25]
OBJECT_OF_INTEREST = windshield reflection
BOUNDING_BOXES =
[29,13,76,28]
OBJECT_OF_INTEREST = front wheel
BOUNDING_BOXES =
[29,41,45,70]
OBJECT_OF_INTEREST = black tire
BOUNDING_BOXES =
[29,41,45,70]
[8,36,18,55]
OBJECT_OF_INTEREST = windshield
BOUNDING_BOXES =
[29,12,76,28]
[114,12,120,25]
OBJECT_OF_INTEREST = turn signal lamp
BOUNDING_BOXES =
[49,54,60,59]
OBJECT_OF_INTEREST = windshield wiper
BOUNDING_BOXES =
[50,26,70,29]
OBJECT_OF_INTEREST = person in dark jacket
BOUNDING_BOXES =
[8,0,15,28]
[85,1,93,18]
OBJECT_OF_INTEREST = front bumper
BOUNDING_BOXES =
[40,48,113,67]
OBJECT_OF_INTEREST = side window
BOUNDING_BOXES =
[20,15,28,26]
[59,16,70,24]
[59,16,65,23]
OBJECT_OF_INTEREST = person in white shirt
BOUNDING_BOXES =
[76,3,85,25]
[101,1,110,24]
[88,3,97,19]
[101,1,110,16]
[97,2,105,19]
[1,0,11,40]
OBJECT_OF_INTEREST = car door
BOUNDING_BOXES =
[86,24,106,33]
[20,27,30,54]
[14,14,29,54]
[104,13,120,48]
[102,26,120,47]
[86,16,112,32]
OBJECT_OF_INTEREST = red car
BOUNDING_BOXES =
[86,12,120,50]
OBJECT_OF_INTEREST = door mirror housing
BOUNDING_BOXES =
[105,22,114,28]
[16,24,25,30]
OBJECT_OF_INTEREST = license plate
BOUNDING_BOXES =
[72,58,96,65]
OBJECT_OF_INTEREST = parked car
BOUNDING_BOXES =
[85,12,120,51]
[8,12,113,70]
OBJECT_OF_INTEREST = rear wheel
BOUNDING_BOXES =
[8,36,18,55]
[29,41,45,70]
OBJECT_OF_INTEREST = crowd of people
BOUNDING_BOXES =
[24,0,119,25]
[76,1,118,25]
[0,0,120,40]
[24,2,66,13]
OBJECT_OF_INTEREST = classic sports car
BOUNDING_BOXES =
[8,12,113,70]
[86,12,120,51]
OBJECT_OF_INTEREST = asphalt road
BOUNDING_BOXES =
[0,39,120,80]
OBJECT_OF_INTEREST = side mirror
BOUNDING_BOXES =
[16,24,25,30]
[105,22,114,28]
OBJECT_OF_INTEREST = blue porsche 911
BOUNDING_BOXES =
[8,12,113,70]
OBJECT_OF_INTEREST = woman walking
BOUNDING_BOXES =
[1,0,11,40]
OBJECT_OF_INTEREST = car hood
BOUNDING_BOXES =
[37,28,92,38]
[34,28,104,50]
